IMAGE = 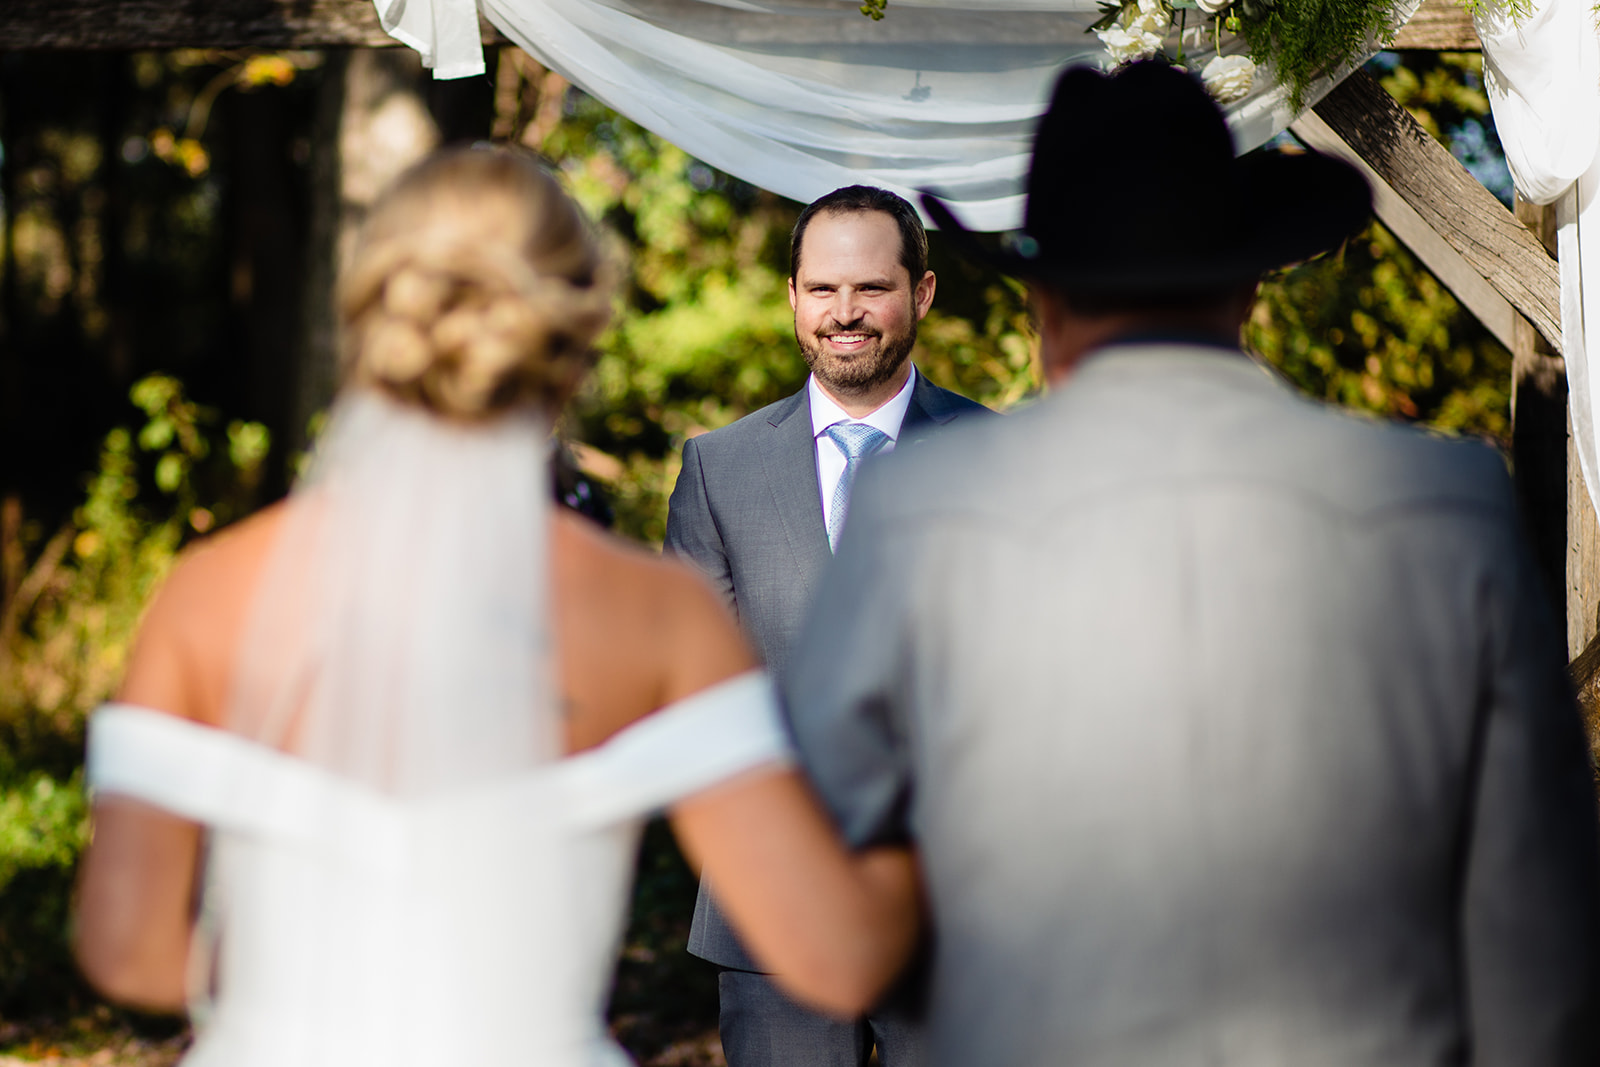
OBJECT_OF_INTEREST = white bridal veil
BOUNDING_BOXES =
[228,391,557,794]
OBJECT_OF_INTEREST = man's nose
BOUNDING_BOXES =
[830,288,864,325]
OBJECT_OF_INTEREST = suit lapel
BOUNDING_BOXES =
[899,368,959,448]
[758,389,832,590]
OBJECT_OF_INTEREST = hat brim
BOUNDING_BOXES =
[922,149,1372,292]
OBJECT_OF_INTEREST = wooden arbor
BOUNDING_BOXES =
[0,0,1584,649]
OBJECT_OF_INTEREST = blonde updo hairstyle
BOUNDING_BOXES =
[339,146,612,421]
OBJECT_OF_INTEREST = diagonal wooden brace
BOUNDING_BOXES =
[1297,69,1561,353]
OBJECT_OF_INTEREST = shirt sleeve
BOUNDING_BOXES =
[782,463,917,849]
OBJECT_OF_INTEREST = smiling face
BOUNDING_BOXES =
[789,209,936,410]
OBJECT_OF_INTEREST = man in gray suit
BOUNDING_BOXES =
[786,61,1600,1067]
[666,185,990,1067]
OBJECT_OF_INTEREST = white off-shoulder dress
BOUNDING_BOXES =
[86,670,789,1067]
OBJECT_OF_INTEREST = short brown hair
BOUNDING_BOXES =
[790,186,928,283]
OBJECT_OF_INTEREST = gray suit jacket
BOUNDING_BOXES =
[666,369,993,969]
[786,343,1600,1066]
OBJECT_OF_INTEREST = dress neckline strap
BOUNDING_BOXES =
[88,670,791,836]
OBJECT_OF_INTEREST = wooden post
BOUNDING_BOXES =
[227,82,306,498]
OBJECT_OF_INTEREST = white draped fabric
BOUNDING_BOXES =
[373,0,1407,231]
[1474,0,1600,516]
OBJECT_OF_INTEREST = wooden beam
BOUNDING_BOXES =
[1310,68,1561,351]
[0,0,504,51]
[1391,0,1480,50]
[1288,109,1519,351]
[1570,424,1600,659]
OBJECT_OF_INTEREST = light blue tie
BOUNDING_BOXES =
[824,422,890,551]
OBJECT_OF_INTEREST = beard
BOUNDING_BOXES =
[796,318,918,398]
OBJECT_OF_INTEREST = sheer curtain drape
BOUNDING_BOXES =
[1473,0,1600,520]
[373,0,1412,231]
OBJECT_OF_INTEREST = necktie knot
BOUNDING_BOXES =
[825,422,890,461]
[823,423,890,552]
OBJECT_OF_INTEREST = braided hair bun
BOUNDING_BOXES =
[339,147,612,421]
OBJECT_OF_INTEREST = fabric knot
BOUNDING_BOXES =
[823,423,890,551]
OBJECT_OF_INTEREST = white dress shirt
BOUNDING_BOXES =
[808,365,918,534]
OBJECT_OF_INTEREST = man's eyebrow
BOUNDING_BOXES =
[801,275,899,288]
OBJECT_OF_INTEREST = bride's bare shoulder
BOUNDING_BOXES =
[118,503,289,723]
[552,509,713,604]
[552,511,756,745]
[149,504,287,614]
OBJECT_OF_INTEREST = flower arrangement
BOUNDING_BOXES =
[1088,0,1402,109]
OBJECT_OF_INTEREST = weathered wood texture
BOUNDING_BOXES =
[1289,108,1518,351]
[1391,0,1479,50]
[1570,427,1600,660]
[0,0,503,51]
[1567,426,1600,755]
[1311,69,1561,351]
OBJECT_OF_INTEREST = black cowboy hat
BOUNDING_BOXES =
[921,60,1372,292]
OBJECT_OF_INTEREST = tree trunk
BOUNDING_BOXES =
[226,82,308,499]
[293,48,441,456]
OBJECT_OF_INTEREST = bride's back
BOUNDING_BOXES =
[119,145,747,758]
[126,492,748,754]
[77,150,768,1041]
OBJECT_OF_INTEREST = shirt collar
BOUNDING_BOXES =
[808,364,919,441]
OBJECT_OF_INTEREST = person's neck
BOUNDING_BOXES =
[1042,309,1243,387]
[815,361,913,419]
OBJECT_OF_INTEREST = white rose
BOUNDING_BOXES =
[1097,23,1166,63]
[1202,53,1255,103]
[1195,0,1231,14]
[1129,0,1171,34]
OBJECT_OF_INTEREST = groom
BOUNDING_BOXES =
[665,185,991,1067]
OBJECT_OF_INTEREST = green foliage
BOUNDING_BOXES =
[1236,0,1396,110]
[3,377,270,766]
[1243,51,1512,441]
[1249,222,1510,437]
[1375,51,1490,143]
[0,773,89,1011]
[0,375,269,1013]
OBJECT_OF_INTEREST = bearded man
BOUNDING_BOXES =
[664,185,992,1067]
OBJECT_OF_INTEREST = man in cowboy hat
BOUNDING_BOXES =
[783,60,1600,1066]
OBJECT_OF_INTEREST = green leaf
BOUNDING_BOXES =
[138,416,174,452]
[227,420,271,470]
[1088,6,1125,31]
[154,453,184,493]
[129,374,177,417]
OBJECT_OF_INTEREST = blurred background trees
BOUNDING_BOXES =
[0,44,1514,1064]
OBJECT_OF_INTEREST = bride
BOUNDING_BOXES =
[72,146,920,1066]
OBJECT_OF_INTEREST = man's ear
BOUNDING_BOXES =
[914,271,936,321]
[788,276,799,313]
